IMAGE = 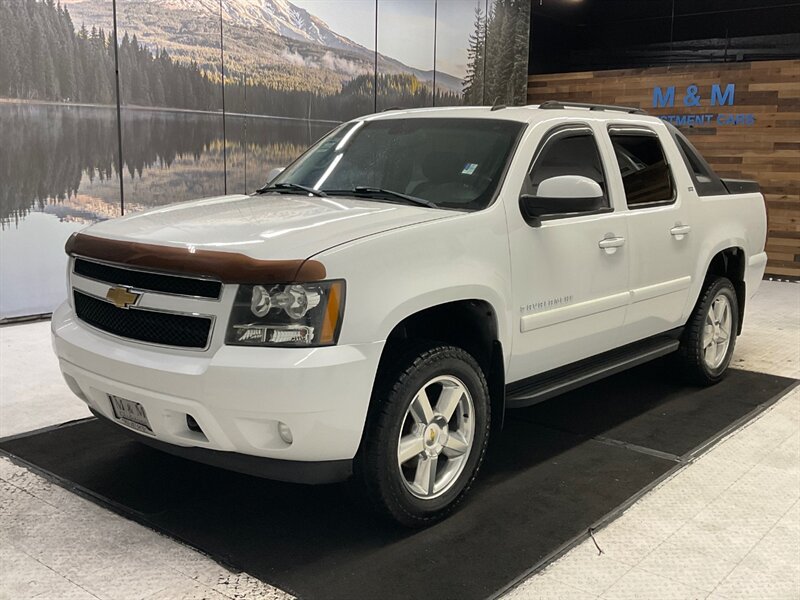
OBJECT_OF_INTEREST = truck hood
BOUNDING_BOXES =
[83,194,454,260]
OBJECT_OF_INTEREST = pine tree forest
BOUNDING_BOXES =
[462,0,531,106]
[0,0,529,119]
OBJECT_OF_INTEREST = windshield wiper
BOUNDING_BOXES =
[256,182,327,197]
[326,186,437,209]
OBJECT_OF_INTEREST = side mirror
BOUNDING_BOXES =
[265,167,285,184]
[520,175,605,227]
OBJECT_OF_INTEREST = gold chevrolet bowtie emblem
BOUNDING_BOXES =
[429,428,436,443]
[106,286,140,309]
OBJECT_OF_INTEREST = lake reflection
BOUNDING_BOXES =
[0,102,335,319]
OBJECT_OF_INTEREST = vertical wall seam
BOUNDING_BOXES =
[433,0,438,107]
[111,0,125,215]
[243,73,247,193]
[669,0,675,69]
[482,0,489,105]
[219,0,227,195]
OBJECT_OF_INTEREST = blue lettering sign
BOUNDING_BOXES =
[717,113,755,126]
[711,84,735,106]
[653,86,675,108]
[659,112,754,127]
[683,85,702,107]
[651,83,749,126]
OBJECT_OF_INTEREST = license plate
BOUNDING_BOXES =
[109,395,153,434]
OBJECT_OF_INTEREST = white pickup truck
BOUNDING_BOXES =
[52,102,767,526]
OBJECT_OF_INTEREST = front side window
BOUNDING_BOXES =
[272,118,525,211]
[525,128,609,206]
[609,129,675,208]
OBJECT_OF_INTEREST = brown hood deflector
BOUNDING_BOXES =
[65,233,327,284]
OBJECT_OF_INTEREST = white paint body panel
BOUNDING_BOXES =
[504,129,632,377]
[83,194,451,260]
[537,174,604,199]
[51,105,768,466]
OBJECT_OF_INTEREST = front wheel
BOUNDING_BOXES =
[677,277,739,385]
[355,344,491,527]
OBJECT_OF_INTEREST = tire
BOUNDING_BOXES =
[677,276,739,385]
[355,343,491,527]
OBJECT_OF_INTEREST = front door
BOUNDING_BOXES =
[505,122,630,384]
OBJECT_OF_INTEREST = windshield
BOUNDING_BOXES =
[271,118,525,211]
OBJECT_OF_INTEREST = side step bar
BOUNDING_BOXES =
[505,335,681,409]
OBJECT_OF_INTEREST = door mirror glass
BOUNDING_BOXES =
[265,167,285,184]
[519,175,605,227]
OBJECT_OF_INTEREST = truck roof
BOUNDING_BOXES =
[364,103,665,127]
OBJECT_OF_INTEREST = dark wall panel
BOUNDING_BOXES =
[529,0,800,74]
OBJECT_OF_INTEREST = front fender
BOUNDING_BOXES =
[311,207,514,367]
[378,285,507,345]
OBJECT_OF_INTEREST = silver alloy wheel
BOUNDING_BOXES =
[396,375,475,500]
[702,293,733,369]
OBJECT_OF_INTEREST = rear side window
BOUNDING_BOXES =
[672,131,728,196]
[609,129,675,208]
[526,127,609,206]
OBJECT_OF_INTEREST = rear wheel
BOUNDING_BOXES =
[677,277,739,385]
[356,344,490,527]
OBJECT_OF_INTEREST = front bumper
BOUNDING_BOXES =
[51,302,384,474]
[90,409,353,483]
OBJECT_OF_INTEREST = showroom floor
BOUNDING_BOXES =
[1,281,798,600]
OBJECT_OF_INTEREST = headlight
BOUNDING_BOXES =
[226,280,345,347]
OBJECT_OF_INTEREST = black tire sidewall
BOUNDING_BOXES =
[695,279,739,381]
[367,346,490,523]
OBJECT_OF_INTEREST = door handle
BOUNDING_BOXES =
[670,224,692,240]
[598,236,625,255]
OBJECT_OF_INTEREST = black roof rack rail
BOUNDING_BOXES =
[538,100,647,115]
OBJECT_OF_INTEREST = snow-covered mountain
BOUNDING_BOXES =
[62,0,463,93]
[144,0,362,52]
[219,0,363,52]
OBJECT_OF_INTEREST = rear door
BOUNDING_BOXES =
[505,121,630,383]
[604,125,697,343]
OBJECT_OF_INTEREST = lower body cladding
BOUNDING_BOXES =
[50,302,385,484]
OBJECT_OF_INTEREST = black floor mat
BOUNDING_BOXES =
[514,361,795,457]
[1,365,795,600]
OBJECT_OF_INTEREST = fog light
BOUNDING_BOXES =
[186,414,202,433]
[278,422,293,444]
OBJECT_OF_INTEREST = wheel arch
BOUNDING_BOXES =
[702,245,746,334]
[377,299,507,433]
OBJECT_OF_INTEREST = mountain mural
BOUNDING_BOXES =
[60,0,463,95]
[0,0,531,319]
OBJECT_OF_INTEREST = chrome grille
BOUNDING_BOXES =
[70,258,222,351]
[73,258,222,299]
[73,290,213,349]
